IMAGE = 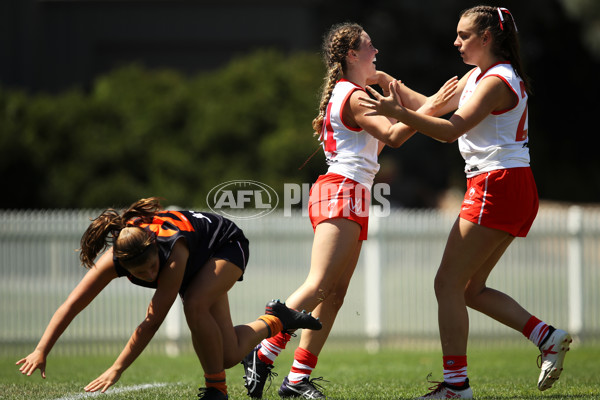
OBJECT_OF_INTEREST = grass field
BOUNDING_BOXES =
[1,344,599,399]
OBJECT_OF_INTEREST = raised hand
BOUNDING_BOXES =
[359,81,405,119]
[422,76,458,113]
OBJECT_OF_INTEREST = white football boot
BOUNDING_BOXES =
[537,328,572,391]
[417,378,473,399]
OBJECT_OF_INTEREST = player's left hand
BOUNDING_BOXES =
[84,367,122,393]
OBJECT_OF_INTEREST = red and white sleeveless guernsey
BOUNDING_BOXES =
[319,79,380,190]
[458,62,530,178]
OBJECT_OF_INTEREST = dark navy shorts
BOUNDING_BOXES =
[212,237,250,278]
[178,236,250,297]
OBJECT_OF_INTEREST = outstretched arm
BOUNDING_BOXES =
[16,249,118,378]
[353,76,458,148]
[83,240,189,393]
[360,75,512,143]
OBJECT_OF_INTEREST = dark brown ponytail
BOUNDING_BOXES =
[461,6,531,94]
[79,197,163,268]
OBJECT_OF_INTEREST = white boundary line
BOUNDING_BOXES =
[53,383,169,400]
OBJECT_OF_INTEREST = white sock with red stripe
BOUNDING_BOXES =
[288,347,318,383]
[443,355,468,385]
[522,316,551,347]
[257,332,291,365]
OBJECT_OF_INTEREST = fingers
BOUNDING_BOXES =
[84,380,107,393]
[365,85,382,98]
[441,76,458,91]
[85,373,117,393]
[358,96,377,109]
[390,80,402,98]
[17,360,39,376]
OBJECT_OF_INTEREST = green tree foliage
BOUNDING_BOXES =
[558,0,600,59]
[0,50,325,209]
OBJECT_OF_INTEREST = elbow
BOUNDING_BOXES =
[447,132,464,143]
[444,126,465,143]
[437,131,462,144]
[386,139,403,148]
[142,316,163,333]
[384,134,408,148]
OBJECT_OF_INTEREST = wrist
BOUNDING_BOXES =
[378,72,393,87]
[110,364,126,374]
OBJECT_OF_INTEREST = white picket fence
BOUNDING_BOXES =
[1,205,599,356]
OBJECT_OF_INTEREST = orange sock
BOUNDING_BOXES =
[258,314,284,337]
[205,371,227,396]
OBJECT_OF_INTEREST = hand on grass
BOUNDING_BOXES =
[16,349,47,379]
[84,367,122,393]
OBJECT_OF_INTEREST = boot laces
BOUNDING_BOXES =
[306,376,328,392]
[424,373,445,395]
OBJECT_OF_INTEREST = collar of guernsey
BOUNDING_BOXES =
[320,79,380,190]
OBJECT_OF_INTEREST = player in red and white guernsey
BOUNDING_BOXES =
[320,78,381,191]
[242,22,457,399]
[459,61,530,178]
[361,6,571,399]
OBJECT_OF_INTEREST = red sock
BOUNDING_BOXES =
[204,371,227,396]
[288,347,318,383]
[523,316,550,347]
[258,332,292,364]
[443,355,467,385]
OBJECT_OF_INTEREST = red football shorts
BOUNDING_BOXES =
[308,173,370,240]
[460,167,539,237]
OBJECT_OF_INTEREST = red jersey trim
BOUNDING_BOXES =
[339,88,363,132]
[474,61,511,83]
[337,79,364,132]
[480,74,520,115]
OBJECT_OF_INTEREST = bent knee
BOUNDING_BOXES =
[463,284,485,309]
[223,352,239,369]
[327,285,350,308]
[182,295,212,319]
[301,282,336,303]
[433,273,450,300]
[433,270,466,301]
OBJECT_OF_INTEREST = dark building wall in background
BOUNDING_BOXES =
[2,0,320,93]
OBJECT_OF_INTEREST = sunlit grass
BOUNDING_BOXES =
[2,344,598,399]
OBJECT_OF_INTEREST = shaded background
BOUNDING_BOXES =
[1,0,599,209]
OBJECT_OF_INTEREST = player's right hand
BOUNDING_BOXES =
[16,350,47,379]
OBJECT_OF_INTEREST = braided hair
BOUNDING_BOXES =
[312,23,364,136]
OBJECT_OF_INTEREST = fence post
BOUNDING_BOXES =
[567,205,584,338]
[364,207,382,353]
